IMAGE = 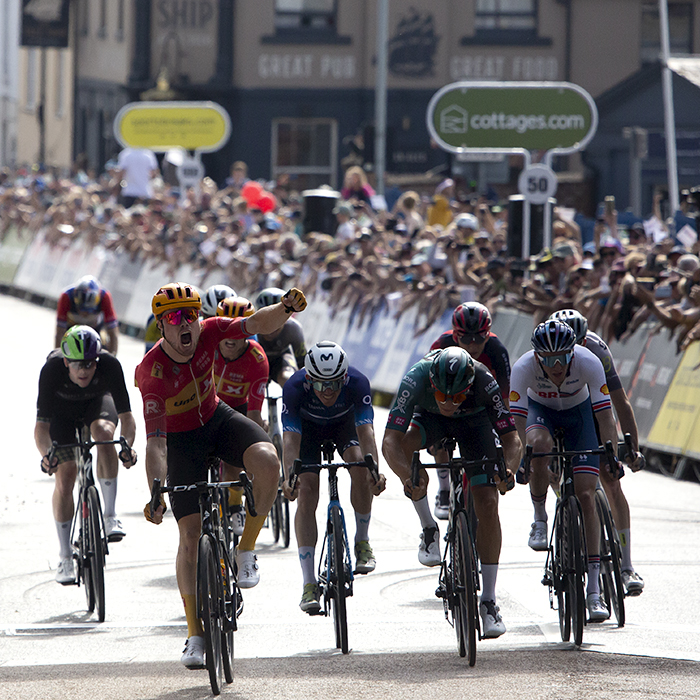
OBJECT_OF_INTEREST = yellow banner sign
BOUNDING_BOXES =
[113,101,231,153]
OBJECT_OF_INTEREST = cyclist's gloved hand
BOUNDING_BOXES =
[515,457,530,485]
[372,473,387,496]
[282,476,299,502]
[282,288,307,313]
[120,447,137,468]
[144,496,167,524]
[629,450,645,472]
[41,453,58,475]
[495,469,516,494]
[403,473,428,501]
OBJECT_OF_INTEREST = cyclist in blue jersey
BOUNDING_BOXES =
[430,302,511,520]
[281,341,386,614]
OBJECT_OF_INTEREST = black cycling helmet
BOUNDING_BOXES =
[429,347,475,396]
[531,320,577,354]
[452,302,492,337]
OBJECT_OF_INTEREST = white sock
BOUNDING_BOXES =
[532,493,548,523]
[355,512,371,543]
[55,520,72,559]
[481,563,498,603]
[587,557,601,596]
[436,469,450,492]
[298,546,316,585]
[618,528,632,571]
[413,496,437,529]
[99,477,117,518]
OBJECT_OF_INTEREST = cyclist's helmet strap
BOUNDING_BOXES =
[304,341,349,381]
[61,325,102,361]
[151,282,202,317]
[531,319,577,353]
[452,301,492,335]
[429,347,475,395]
[549,309,588,344]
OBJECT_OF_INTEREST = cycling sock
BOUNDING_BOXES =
[227,486,243,507]
[182,594,204,637]
[238,511,267,551]
[298,547,316,585]
[355,512,371,543]
[98,477,118,519]
[618,528,632,571]
[531,492,547,523]
[55,519,72,559]
[587,556,601,596]
[413,496,437,529]
[481,563,498,603]
[436,469,450,493]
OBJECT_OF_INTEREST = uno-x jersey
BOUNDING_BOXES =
[135,316,250,437]
[581,330,623,393]
[56,287,118,331]
[282,366,374,433]
[385,350,515,436]
[213,339,269,411]
[509,344,612,419]
[258,317,306,364]
[430,330,511,399]
[37,349,131,420]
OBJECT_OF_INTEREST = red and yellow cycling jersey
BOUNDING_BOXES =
[135,316,249,437]
[213,339,269,412]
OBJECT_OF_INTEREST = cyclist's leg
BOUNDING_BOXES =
[274,352,297,388]
[295,471,321,580]
[598,464,636,572]
[87,394,120,520]
[176,512,205,639]
[524,401,554,545]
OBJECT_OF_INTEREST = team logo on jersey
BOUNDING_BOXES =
[510,390,520,402]
[151,362,163,379]
[600,384,610,395]
[251,345,266,363]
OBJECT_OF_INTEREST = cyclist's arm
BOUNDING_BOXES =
[356,423,379,465]
[145,435,167,523]
[34,419,57,474]
[610,387,639,452]
[281,431,302,500]
[595,407,619,462]
[105,326,119,355]
[117,411,137,467]
[381,427,412,485]
[245,289,307,336]
[500,429,522,476]
[247,409,265,429]
[55,293,70,347]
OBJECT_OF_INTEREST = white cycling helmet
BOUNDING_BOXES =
[549,309,589,344]
[201,284,237,317]
[256,287,286,308]
[304,341,348,381]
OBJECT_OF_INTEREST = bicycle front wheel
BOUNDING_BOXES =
[279,494,290,548]
[453,511,478,666]
[270,493,281,544]
[596,488,625,627]
[86,486,106,622]
[198,535,224,695]
[330,506,349,654]
[562,497,586,646]
[221,549,235,684]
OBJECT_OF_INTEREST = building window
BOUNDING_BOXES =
[55,51,64,118]
[116,0,125,41]
[98,0,107,38]
[272,118,337,190]
[475,0,537,31]
[641,2,693,63]
[26,49,37,110]
[275,0,336,31]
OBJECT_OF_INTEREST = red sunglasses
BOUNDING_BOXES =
[161,308,199,325]
[433,388,468,405]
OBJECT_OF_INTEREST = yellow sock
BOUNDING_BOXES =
[228,486,243,506]
[182,594,203,637]
[238,511,267,551]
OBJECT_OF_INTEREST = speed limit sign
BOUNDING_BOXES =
[518,164,558,204]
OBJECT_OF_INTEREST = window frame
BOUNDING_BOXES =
[640,1,693,63]
[263,0,350,45]
[464,0,550,47]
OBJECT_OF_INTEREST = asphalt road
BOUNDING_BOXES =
[0,294,699,699]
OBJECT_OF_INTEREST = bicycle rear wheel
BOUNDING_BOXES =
[279,494,290,548]
[329,506,349,654]
[453,511,478,666]
[86,486,106,622]
[563,497,586,646]
[271,493,281,544]
[221,549,235,684]
[198,535,224,695]
[553,506,570,642]
[596,488,625,627]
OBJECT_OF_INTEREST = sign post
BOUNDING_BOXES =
[426,81,598,258]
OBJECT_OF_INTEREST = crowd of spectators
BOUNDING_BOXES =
[2,160,700,352]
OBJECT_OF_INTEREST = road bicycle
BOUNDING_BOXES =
[595,482,625,627]
[266,383,290,548]
[150,470,256,695]
[411,438,509,666]
[288,440,379,654]
[47,426,132,623]
[521,431,622,646]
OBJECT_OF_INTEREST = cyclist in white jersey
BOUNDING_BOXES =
[510,320,620,622]
[550,309,645,595]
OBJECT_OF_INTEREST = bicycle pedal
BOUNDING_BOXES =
[435,586,446,599]
[541,574,553,587]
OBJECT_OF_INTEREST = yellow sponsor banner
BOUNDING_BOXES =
[113,101,231,153]
[647,342,700,454]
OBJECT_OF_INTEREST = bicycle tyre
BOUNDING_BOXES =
[80,495,95,614]
[279,494,290,548]
[565,497,586,646]
[454,511,478,666]
[198,535,223,695]
[271,493,281,544]
[330,506,349,654]
[595,489,625,627]
[86,486,106,622]
[553,505,570,642]
[221,548,235,684]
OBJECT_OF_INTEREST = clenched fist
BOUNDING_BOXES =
[282,288,307,313]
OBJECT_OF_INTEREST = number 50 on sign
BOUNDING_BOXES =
[518,164,558,204]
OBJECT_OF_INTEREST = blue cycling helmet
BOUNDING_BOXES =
[531,320,577,354]
[72,276,102,312]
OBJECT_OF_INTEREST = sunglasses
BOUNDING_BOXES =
[433,388,468,405]
[456,331,488,345]
[537,350,574,367]
[161,308,199,325]
[69,359,97,370]
[311,379,344,392]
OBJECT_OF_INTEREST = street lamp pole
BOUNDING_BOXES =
[659,0,679,215]
[374,0,388,196]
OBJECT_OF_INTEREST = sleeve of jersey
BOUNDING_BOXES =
[100,291,119,328]
[429,332,451,351]
[350,371,374,426]
[281,376,303,434]
[385,371,420,433]
[135,363,168,438]
[247,358,269,412]
[585,352,613,413]
[481,370,516,435]
[597,343,623,393]
[508,357,530,420]
[207,316,249,339]
[56,293,70,326]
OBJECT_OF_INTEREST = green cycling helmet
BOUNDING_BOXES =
[61,325,102,361]
[429,347,475,396]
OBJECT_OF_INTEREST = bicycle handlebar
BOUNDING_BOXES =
[149,470,257,519]
[288,454,380,492]
[44,436,135,473]
[410,447,511,491]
